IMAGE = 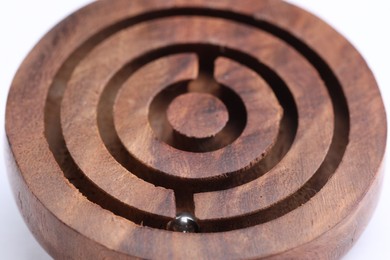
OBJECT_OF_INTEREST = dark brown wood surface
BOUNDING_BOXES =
[5,0,386,259]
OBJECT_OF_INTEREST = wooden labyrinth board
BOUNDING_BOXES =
[5,0,387,259]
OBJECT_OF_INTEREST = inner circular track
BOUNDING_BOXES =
[107,44,292,189]
[149,80,248,153]
[44,8,349,232]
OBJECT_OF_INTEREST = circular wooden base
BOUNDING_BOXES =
[6,0,386,259]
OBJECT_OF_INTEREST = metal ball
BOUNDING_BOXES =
[167,213,200,233]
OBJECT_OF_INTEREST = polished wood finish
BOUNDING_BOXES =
[6,0,386,259]
[167,92,229,139]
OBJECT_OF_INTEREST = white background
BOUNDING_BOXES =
[0,1,389,259]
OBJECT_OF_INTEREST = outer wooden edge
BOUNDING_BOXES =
[269,161,386,260]
[4,140,133,260]
[5,134,386,260]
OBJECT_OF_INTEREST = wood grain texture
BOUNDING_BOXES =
[5,0,386,259]
[167,92,229,139]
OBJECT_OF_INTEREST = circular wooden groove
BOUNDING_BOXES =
[5,0,386,259]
